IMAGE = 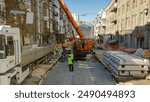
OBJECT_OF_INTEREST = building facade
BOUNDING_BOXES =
[95,0,150,49]
[0,0,73,48]
[94,9,106,37]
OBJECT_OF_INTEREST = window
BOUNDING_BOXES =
[7,36,14,56]
[0,35,5,59]
[140,0,144,4]
[122,4,125,13]
[126,17,129,29]
[128,17,130,27]
[131,15,133,27]
[132,0,136,8]
[135,14,137,25]
[0,35,5,51]
[126,1,130,12]
[140,12,143,25]
[118,7,120,16]
[0,5,4,17]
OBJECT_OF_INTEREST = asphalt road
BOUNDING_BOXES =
[42,54,115,85]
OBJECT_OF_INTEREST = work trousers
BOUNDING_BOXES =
[56,51,59,56]
[69,64,74,72]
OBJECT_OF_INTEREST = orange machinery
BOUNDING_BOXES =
[57,0,93,57]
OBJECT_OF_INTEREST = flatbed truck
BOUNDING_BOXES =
[0,25,54,84]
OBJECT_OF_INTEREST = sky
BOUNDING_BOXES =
[64,0,111,22]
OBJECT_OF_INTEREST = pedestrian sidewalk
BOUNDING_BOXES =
[22,50,62,85]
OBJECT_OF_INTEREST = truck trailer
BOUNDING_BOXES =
[0,25,54,85]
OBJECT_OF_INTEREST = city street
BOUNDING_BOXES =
[1,0,150,86]
[42,54,115,85]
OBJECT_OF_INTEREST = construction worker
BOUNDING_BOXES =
[69,51,74,63]
[68,55,74,72]
[92,51,96,62]
[54,46,59,56]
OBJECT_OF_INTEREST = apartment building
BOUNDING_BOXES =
[94,12,101,36]
[106,0,117,36]
[94,9,106,37]
[0,0,73,47]
[95,0,150,49]
[117,0,150,49]
[116,0,149,49]
[54,3,74,43]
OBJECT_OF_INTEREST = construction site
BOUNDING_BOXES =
[0,0,150,85]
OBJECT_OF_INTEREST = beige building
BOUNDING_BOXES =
[95,0,150,49]
[105,0,117,36]
[116,0,149,49]
[94,9,106,37]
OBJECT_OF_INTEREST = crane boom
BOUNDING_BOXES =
[57,0,85,40]
[58,0,93,59]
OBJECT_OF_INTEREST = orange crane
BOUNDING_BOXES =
[57,0,93,58]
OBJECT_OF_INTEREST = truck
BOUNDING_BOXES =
[0,25,54,85]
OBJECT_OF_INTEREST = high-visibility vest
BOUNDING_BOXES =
[68,57,73,64]
[69,53,74,60]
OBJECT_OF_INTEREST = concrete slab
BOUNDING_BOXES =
[120,79,150,85]
[21,50,62,85]
[22,81,37,85]
[36,64,53,70]
[94,49,150,85]
[32,64,53,78]
[110,54,149,65]
[22,76,40,85]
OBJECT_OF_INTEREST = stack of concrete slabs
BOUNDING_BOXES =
[108,52,149,77]
[102,51,125,67]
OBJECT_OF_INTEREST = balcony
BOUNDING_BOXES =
[111,20,117,25]
[110,13,117,24]
[111,3,117,12]
[101,20,106,27]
